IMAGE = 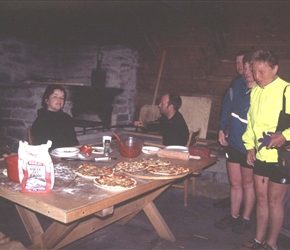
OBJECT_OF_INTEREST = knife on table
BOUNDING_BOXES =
[61,157,117,162]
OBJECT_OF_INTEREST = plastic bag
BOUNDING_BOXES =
[18,140,54,193]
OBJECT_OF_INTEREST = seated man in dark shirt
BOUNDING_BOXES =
[135,93,189,146]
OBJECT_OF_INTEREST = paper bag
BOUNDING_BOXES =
[18,140,54,193]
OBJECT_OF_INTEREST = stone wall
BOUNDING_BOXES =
[0,38,138,150]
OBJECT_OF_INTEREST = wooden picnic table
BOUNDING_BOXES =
[0,139,217,249]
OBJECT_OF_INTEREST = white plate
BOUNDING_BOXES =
[164,145,188,152]
[91,146,113,155]
[51,147,80,157]
[142,146,160,155]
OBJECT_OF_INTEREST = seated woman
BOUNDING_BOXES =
[31,84,79,149]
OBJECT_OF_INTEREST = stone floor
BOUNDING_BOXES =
[1,186,290,250]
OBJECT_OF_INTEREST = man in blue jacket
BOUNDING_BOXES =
[214,50,248,207]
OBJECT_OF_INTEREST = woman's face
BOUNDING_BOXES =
[243,62,255,83]
[252,61,278,87]
[46,89,65,112]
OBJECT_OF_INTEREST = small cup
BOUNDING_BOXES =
[4,155,20,183]
[102,136,112,148]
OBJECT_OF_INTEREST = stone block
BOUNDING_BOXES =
[1,88,34,99]
[0,99,37,109]
[11,109,37,121]
[1,118,25,127]
[0,108,12,119]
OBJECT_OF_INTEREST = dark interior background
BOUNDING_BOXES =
[1,1,290,148]
[2,2,289,56]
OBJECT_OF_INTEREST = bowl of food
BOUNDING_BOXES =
[118,136,144,158]
[4,154,20,183]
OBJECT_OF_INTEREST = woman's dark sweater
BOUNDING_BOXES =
[31,108,79,149]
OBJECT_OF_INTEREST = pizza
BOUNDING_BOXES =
[115,158,171,173]
[115,161,148,173]
[147,164,189,175]
[94,174,137,190]
[139,158,171,166]
[73,163,114,178]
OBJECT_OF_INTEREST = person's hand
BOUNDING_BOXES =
[218,130,228,146]
[267,132,286,149]
[134,121,145,128]
[246,149,256,166]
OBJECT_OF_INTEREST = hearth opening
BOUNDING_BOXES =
[71,86,123,134]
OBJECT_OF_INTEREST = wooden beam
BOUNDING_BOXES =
[24,81,85,86]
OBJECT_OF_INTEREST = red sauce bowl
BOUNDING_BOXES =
[4,155,20,183]
[118,136,144,158]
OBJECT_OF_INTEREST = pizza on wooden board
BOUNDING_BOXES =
[94,174,137,190]
[115,161,148,173]
[115,158,171,173]
[141,158,171,166]
[147,164,189,175]
[73,163,114,178]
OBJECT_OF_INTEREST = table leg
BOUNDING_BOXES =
[16,205,43,246]
[16,204,79,249]
[40,221,79,249]
[54,184,174,248]
[54,196,148,249]
[16,183,175,249]
[143,202,176,242]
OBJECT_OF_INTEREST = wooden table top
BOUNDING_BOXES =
[0,140,217,224]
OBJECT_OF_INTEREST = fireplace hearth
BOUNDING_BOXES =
[0,44,137,151]
[71,86,123,129]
